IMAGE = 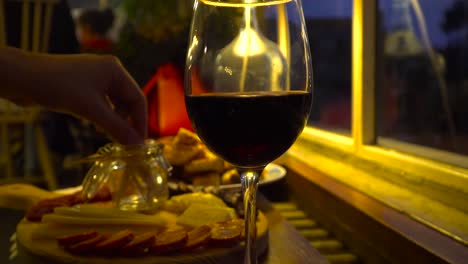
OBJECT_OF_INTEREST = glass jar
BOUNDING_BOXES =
[81,139,171,211]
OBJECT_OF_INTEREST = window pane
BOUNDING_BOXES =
[377,0,468,157]
[303,1,352,134]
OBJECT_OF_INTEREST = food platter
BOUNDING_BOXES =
[4,184,269,264]
[16,212,268,264]
[6,129,284,263]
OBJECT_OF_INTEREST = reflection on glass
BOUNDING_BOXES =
[302,1,352,134]
[378,0,468,157]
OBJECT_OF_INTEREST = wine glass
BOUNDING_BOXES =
[184,0,312,263]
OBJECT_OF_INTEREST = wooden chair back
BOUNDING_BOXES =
[0,0,59,189]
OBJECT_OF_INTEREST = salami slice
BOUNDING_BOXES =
[56,231,99,247]
[26,199,70,222]
[88,186,112,202]
[121,232,156,256]
[184,225,212,251]
[66,234,107,254]
[152,230,188,254]
[210,221,242,247]
[93,230,134,254]
[26,187,112,222]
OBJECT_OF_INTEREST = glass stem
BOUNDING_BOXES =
[240,168,262,264]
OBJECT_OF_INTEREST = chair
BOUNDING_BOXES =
[0,0,59,190]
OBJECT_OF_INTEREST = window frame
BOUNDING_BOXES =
[289,0,468,244]
[301,0,468,196]
[355,0,468,195]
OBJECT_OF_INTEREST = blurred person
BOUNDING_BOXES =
[76,8,115,52]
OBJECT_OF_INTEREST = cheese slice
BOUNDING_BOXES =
[54,205,152,219]
[170,193,227,209]
[176,203,236,228]
[42,212,169,226]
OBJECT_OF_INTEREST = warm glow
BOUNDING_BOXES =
[244,171,256,178]
[277,3,290,90]
[187,36,199,63]
[233,27,266,56]
[156,176,163,184]
[352,0,364,151]
[234,6,264,57]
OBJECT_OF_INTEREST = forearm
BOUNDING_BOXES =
[0,46,94,110]
[0,46,46,105]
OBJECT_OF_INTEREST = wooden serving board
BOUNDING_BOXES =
[16,213,268,264]
[3,184,269,264]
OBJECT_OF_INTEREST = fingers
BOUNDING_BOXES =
[105,56,148,139]
[83,99,144,145]
[35,54,148,145]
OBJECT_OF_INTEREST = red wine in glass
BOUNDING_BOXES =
[186,91,311,167]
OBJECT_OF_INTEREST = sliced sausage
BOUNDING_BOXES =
[121,232,156,256]
[184,225,212,251]
[26,188,112,222]
[210,221,242,247]
[26,199,70,222]
[66,234,107,254]
[88,186,112,202]
[93,230,134,254]
[152,229,188,254]
[56,231,99,247]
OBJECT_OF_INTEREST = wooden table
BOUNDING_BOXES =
[257,194,329,264]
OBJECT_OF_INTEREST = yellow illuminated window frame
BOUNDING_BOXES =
[297,0,468,195]
[288,0,468,244]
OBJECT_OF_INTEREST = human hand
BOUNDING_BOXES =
[1,48,147,144]
[39,54,148,145]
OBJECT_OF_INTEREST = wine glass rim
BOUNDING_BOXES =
[198,0,293,8]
